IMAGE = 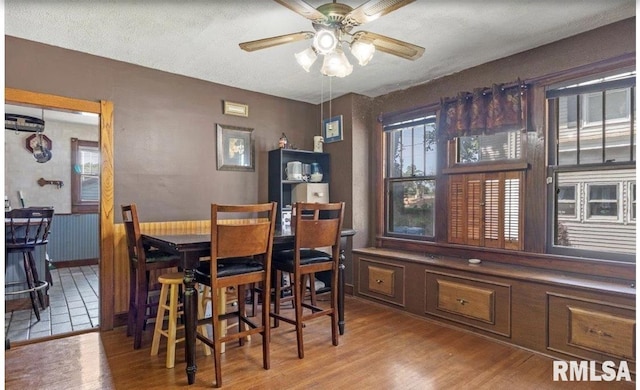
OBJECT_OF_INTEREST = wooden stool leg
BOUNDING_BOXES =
[217,287,227,353]
[150,282,169,358]
[198,286,211,356]
[166,283,179,369]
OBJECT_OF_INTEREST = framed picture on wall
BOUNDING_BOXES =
[216,124,255,171]
[322,115,343,143]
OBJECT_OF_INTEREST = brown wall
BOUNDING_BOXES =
[5,36,321,222]
[373,18,635,116]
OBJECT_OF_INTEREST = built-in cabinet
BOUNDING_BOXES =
[268,149,330,226]
[353,247,636,375]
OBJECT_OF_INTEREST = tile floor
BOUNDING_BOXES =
[5,265,100,343]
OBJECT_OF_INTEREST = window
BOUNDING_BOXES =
[71,138,100,214]
[384,114,437,238]
[548,72,635,259]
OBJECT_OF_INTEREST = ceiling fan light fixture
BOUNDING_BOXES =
[350,39,375,66]
[313,29,338,55]
[321,47,353,78]
[295,47,318,72]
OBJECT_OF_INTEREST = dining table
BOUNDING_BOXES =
[141,227,356,385]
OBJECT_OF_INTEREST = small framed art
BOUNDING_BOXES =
[223,101,249,117]
[322,115,343,143]
[216,124,255,171]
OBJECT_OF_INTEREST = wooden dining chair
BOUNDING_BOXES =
[270,202,344,359]
[121,204,181,350]
[194,202,276,388]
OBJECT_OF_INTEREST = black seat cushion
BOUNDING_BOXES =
[195,257,264,285]
[272,249,332,272]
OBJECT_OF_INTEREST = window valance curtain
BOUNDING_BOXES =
[439,80,528,140]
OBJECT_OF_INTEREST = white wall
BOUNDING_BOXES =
[5,119,98,214]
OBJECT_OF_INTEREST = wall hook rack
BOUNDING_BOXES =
[37,178,64,188]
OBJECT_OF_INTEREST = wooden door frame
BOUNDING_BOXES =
[5,88,115,330]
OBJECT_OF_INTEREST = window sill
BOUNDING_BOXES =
[442,161,529,175]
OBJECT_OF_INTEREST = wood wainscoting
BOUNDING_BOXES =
[353,247,636,378]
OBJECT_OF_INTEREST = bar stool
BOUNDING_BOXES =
[150,272,211,368]
[5,208,54,322]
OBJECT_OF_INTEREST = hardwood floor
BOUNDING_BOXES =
[5,295,634,389]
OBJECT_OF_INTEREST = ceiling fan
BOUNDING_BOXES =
[239,0,425,77]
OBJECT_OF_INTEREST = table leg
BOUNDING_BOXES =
[338,249,345,335]
[183,267,198,385]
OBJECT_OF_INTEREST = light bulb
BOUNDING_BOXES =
[350,39,375,66]
[295,47,317,72]
[321,47,353,78]
[313,29,338,55]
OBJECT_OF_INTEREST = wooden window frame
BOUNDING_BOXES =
[547,71,635,261]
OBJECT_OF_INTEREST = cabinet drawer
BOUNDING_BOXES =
[426,271,511,337]
[437,280,494,322]
[548,293,636,363]
[357,258,404,307]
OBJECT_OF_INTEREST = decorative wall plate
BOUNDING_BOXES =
[26,133,52,153]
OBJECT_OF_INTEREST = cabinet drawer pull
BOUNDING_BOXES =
[456,298,467,305]
[588,328,612,338]
[375,279,384,284]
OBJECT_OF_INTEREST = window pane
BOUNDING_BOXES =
[588,184,617,217]
[80,176,100,201]
[458,136,479,163]
[423,123,437,176]
[388,121,436,178]
[579,93,603,164]
[458,131,520,163]
[558,95,578,165]
[557,185,576,217]
[388,180,435,237]
[554,170,635,255]
[604,88,632,162]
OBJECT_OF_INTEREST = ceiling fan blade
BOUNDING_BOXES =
[239,31,315,52]
[343,0,415,27]
[273,0,327,23]
[353,31,424,60]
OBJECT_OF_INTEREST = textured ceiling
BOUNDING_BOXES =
[4,0,635,104]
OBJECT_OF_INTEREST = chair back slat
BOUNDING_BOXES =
[5,207,54,248]
[297,219,340,249]
[293,202,344,256]
[211,202,277,267]
[121,204,144,263]
[216,222,272,258]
